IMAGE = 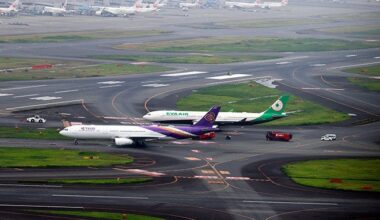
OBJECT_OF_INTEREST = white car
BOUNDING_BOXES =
[321,134,336,141]
[26,115,46,123]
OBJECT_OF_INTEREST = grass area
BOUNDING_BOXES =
[0,127,66,140]
[0,30,168,43]
[0,59,171,81]
[282,159,380,192]
[0,57,66,70]
[348,77,380,92]
[47,177,152,185]
[91,54,280,64]
[116,37,380,53]
[31,210,164,220]
[344,64,380,76]
[344,64,380,92]
[177,82,349,126]
[0,147,133,168]
[319,25,380,37]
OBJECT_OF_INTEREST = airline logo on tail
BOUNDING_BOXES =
[10,0,19,10]
[271,99,284,112]
[193,106,221,127]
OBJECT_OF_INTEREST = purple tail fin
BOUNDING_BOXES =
[192,106,221,127]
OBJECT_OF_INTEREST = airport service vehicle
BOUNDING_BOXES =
[266,131,292,141]
[0,0,19,16]
[27,115,46,123]
[60,106,220,146]
[321,134,336,141]
[144,95,289,126]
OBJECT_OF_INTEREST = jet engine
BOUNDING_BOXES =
[114,138,134,146]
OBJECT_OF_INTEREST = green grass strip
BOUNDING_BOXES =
[47,177,152,185]
[348,77,380,92]
[149,38,380,53]
[177,82,349,126]
[283,159,380,192]
[92,54,280,64]
[30,210,164,220]
[0,147,133,168]
[344,64,380,76]
[0,127,66,140]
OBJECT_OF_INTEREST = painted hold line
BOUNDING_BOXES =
[0,183,62,188]
[1,85,47,91]
[5,99,83,111]
[52,194,148,200]
[13,94,39,98]
[0,204,83,209]
[54,89,79,94]
[243,200,338,206]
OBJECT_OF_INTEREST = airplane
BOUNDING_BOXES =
[143,95,289,125]
[42,0,69,16]
[256,0,288,9]
[225,0,260,9]
[59,106,221,146]
[179,0,200,10]
[0,0,20,16]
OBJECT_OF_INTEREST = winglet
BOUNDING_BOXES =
[192,106,221,127]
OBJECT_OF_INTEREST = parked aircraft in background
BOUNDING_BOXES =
[60,106,221,146]
[0,0,19,16]
[42,0,69,16]
[179,0,200,10]
[225,0,259,9]
[257,0,288,8]
[143,95,289,125]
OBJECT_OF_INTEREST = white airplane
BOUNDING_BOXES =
[225,0,260,9]
[0,0,19,16]
[257,0,288,8]
[179,0,200,10]
[143,96,289,125]
[42,0,69,16]
[136,0,167,8]
[60,106,220,146]
[101,5,136,16]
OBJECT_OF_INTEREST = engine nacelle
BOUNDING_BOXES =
[114,138,134,146]
[95,10,103,16]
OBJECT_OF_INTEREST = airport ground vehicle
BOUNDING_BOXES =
[266,131,292,141]
[26,115,46,123]
[321,134,336,141]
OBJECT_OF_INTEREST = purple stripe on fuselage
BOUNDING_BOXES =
[143,125,216,140]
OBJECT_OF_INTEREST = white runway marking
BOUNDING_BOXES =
[310,64,326,67]
[185,157,201,161]
[1,85,47,91]
[207,74,250,80]
[99,85,122,89]
[54,89,79,94]
[276,61,291,65]
[194,176,219,179]
[30,96,62,101]
[375,57,380,59]
[161,71,207,77]
[345,54,357,57]
[302,88,344,91]
[243,200,338,206]
[13,94,39,98]
[142,84,169,87]
[97,81,124,85]
[53,194,148,200]
[0,204,83,209]
[226,177,250,180]
[0,93,13,97]
[141,80,161,84]
[329,61,380,70]
[6,99,83,111]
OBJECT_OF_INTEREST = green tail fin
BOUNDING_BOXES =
[263,95,289,115]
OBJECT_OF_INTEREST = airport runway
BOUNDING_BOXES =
[0,1,380,219]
